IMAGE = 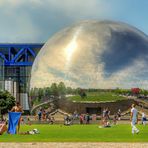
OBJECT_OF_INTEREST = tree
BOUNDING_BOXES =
[131,88,140,95]
[29,88,36,99]
[31,87,39,97]
[45,87,51,97]
[0,91,15,119]
[66,87,73,94]
[78,89,87,99]
[50,83,59,96]
[58,82,66,96]
[38,88,44,101]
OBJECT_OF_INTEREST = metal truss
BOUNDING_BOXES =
[0,43,43,66]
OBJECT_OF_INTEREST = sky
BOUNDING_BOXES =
[0,0,148,43]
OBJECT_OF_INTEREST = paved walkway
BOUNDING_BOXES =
[1,143,148,148]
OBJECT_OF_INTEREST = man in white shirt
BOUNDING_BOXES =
[130,104,139,134]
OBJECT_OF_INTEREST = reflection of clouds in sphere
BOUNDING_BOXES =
[30,20,148,89]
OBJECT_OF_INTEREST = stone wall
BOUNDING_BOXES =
[58,98,135,115]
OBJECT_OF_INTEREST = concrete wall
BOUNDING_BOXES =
[58,98,135,115]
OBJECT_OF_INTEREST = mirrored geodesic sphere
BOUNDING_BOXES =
[30,20,148,89]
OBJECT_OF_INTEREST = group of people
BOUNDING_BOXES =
[37,109,55,124]
[79,113,91,124]
[0,101,147,135]
[100,104,147,134]
[101,108,122,127]
[101,108,111,127]
[64,113,91,125]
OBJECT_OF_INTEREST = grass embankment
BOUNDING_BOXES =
[0,124,147,142]
[68,92,126,102]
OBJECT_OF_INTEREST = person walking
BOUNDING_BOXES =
[38,109,42,121]
[79,114,84,124]
[85,113,90,124]
[130,104,139,134]
[117,109,121,120]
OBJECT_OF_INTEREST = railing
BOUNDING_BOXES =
[31,98,59,114]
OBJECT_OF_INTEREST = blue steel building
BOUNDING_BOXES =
[0,43,44,111]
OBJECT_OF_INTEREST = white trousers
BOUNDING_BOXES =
[131,121,139,134]
[143,121,146,125]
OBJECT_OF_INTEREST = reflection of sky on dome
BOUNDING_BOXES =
[30,20,148,89]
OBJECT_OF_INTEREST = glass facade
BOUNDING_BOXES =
[0,57,4,90]
[0,43,44,110]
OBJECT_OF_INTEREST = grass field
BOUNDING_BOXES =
[68,92,126,102]
[1,124,148,142]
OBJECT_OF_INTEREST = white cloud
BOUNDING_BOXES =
[0,0,25,7]
[0,0,147,43]
[0,0,117,43]
[47,0,111,20]
[0,0,41,43]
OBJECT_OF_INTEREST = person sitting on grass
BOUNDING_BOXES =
[64,115,72,126]
[99,120,111,128]
[105,121,111,127]
[0,120,7,135]
[101,108,110,126]
[19,129,40,135]
[100,108,112,128]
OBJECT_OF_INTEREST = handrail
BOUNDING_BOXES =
[31,98,59,114]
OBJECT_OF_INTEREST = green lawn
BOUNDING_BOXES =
[68,92,126,102]
[0,124,148,142]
